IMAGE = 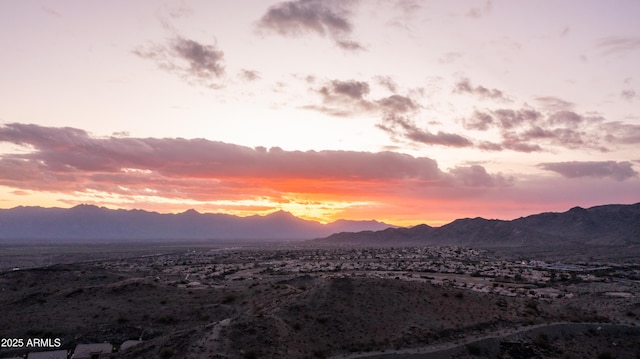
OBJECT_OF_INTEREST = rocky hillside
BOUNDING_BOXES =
[317,203,640,247]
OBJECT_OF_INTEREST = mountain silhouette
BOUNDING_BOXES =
[316,203,640,247]
[0,205,393,242]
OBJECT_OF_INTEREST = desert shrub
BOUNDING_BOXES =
[156,315,176,324]
[534,333,550,350]
[222,294,236,304]
[466,343,482,356]
[159,347,174,358]
[525,299,538,311]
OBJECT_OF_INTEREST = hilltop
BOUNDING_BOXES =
[316,203,640,247]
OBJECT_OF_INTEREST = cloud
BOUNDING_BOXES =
[600,121,640,145]
[385,0,421,31]
[621,89,636,100]
[377,95,417,113]
[464,108,541,132]
[3,124,637,225]
[463,111,494,131]
[322,79,369,99]
[462,105,640,152]
[239,69,260,81]
[307,77,473,148]
[597,36,640,56]
[42,6,61,17]
[449,165,513,187]
[374,76,398,92]
[393,0,421,14]
[438,52,462,65]
[534,96,574,111]
[257,0,364,51]
[378,115,472,148]
[500,138,542,153]
[0,124,514,207]
[492,109,542,129]
[538,161,638,181]
[476,141,501,151]
[133,36,225,87]
[307,79,375,116]
[453,78,508,101]
[547,110,584,128]
[466,0,492,19]
[172,37,224,77]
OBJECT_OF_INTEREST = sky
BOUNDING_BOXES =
[0,0,639,226]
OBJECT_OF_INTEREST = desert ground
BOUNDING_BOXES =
[1,243,639,358]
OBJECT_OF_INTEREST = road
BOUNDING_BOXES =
[328,321,627,358]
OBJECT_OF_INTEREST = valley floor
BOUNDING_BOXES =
[1,244,639,358]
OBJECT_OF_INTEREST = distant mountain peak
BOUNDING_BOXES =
[70,204,103,211]
[266,209,296,218]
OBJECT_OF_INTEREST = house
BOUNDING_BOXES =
[27,350,68,359]
[70,343,113,359]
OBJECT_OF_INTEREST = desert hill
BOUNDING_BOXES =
[317,203,640,247]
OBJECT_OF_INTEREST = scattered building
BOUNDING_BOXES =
[119,340,143,352]
[27,350,68,359]
[70,343,113,359]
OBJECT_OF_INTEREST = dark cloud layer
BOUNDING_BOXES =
[257,0,363,51]
[538,161,637,181]
[0,124,511,203]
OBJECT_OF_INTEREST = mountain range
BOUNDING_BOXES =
[1,203,638,247]
[316,203,640,247]
[0,205,392,242]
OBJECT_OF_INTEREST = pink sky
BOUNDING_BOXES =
[1,1,639,226]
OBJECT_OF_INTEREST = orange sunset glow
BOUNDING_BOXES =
[1,1,639,226]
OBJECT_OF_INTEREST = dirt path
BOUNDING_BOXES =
[328,322,622,358]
